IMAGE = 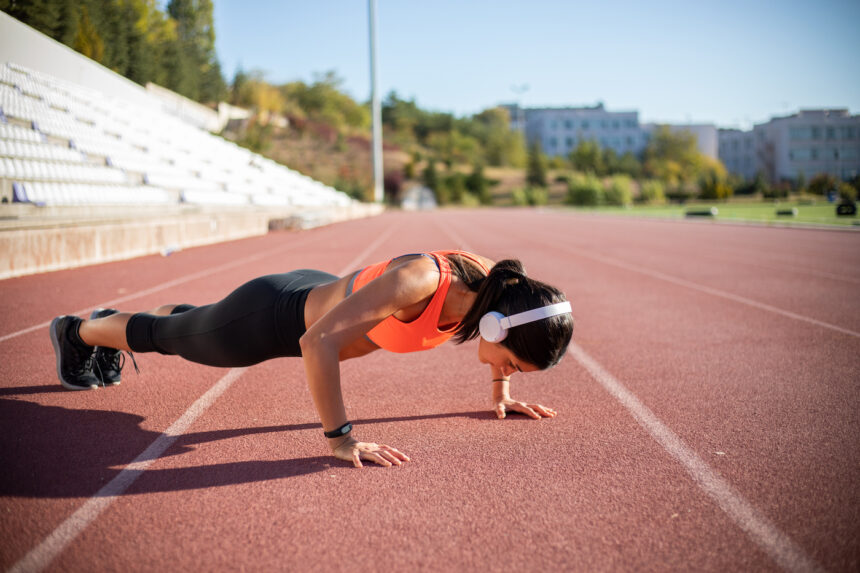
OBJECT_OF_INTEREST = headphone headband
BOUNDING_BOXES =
[479,301,572,343]
[500,301,572,329]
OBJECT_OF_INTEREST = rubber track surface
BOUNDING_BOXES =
[1,209,857,572]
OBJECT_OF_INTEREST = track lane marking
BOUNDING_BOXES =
[448,212,859,339]
[10,223,399,572]
[569,343,823,573]
[438,213,824,573]
[8,367,248,573]
[1,239,305,344]
[560,243,860,339]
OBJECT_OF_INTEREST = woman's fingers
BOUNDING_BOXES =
[347,443,411,468]
[498,400,558,419]
[533,404,557,418]
[381,444,412,462]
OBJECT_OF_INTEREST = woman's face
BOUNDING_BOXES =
[477,338,539,376]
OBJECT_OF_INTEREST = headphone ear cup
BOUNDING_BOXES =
[479,311,508,343]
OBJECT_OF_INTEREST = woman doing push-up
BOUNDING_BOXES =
[50,250,574,468]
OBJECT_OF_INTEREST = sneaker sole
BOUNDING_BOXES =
[50,316,98,391]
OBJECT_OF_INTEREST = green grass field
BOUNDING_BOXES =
[561,201,860,228]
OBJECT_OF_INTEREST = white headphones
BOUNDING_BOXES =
[479,301,572,343]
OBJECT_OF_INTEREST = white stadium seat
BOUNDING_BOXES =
[1,62,357,208]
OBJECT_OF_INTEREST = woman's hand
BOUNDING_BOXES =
[494,397,557,420]
[332,437,411,468]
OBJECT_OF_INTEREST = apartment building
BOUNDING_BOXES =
[718,128,757,180]
[503,103,646,157]
[504,103,717,160]
[719,110,860,183]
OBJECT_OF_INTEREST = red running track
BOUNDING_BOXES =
[1,209,858,572]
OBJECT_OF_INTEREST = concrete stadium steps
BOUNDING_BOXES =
[0,202,384,280]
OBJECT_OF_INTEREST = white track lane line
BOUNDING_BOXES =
[438,215,824,573]
[1,240,303,344]
[560,243,860,339]
[569,343,824,573]
[8,367,247,573]
[10,223,400,573]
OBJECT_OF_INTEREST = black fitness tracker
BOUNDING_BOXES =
[324,422,353,438]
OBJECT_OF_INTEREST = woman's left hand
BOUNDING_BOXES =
[494,398,557,419]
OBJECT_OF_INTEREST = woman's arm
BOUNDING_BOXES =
[489,365,557,419]
[299,259,439,467]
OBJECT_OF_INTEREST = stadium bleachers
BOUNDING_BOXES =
[0,62,355,208]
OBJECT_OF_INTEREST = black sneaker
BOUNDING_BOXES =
[89,308,124,386]
[50,316,100,390]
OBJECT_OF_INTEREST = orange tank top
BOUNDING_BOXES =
[346,250,490,353]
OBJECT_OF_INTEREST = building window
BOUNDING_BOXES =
[790,127,811,140]
[582,121,590,130]
[811,148,819,160]
[826,127,836,140]
[792,148,811,161]
[565,137,573,147]
[811,127,821,140]
[847,127,856,140]
[564,120,573,129]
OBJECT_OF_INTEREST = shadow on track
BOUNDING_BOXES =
[0,397,490,498]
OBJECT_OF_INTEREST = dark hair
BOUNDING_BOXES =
[451,258,574,369]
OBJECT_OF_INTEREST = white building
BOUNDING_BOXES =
[504,103,718,160]
[718,128,757,180]
[719,109,860,183]
[756,109,859,183]
[504,103,646,157]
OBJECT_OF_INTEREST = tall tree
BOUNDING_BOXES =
[526,141,548,188]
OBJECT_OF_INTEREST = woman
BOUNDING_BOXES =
[50,251,574,468]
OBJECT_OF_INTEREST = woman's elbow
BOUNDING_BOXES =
[299,329,334,357]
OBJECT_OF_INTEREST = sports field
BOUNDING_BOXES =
[1,209,858,572]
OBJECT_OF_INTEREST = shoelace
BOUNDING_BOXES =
[93,349,141,388]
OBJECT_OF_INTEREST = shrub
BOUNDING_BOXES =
[639,179,666,204]
[808,173,837,196]
[839,182,857,203]
[605,175,634,206]
[512,186,547,206]
[446,173,468,204]
[565,173,604,206]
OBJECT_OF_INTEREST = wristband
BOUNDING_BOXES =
[324,422,353,439]
[492,378,509,382]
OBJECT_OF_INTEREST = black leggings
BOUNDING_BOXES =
[126,270,338,367]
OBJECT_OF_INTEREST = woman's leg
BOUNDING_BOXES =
[78,304,184,352]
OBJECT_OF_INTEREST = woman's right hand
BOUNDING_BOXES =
[331,437,411,468]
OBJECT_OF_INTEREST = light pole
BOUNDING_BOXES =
[368,0,383,203]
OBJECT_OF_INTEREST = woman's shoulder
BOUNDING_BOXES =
[435,250,494,274]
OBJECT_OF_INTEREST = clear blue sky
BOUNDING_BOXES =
[212,0,860,130]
